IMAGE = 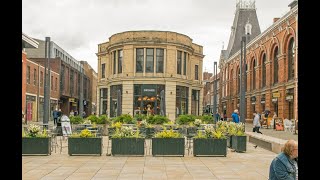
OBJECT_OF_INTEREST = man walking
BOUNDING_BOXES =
[52,108,59,126]
[253,111,262,134]
[232,109,240,123]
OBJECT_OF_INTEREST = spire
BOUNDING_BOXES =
[236,0,256,10]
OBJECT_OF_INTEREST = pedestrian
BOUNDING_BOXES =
[215,112,220,122]
[52,108,59,126]
[231,109,240,123]
[272,112,277,129]
[269,139,298,180]
[223,113,227,121]
[253,111,262,134]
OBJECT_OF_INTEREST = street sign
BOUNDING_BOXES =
[273,93,280,98]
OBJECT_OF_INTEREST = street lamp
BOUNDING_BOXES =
[43,37,51,130]
[213,61,218,121]
[240,22,251,125]
[79,64,84,118]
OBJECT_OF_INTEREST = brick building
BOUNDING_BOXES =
[80,61,98,115]
[96,31,204,120]
[218,1,298,121]
[202,72,220,115]
[25,59,60,122]
[22,33,38,122]
[25,39,92,116]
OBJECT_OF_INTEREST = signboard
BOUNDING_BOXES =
[26,95,36,102]
[60,115,72,137]
[286,95,294,101]
[69,98,75,102]
[273,93,281,98]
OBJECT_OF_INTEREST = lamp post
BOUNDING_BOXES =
[240,35,247,125]
[43,37,51,130]
[213,61,218,121]
[79,65,84,118]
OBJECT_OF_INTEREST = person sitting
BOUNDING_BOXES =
[269,139,298,180]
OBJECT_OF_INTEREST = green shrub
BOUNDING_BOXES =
[176,114,196,125]
[87,115,99,123]
[113,114,136,124]
[97,115,109,124]
[153,115,169,124]
[201,115,214,124]
[70,116,84,124]
[134,114,146,121]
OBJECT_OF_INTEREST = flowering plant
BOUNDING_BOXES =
[194,119,202,127]
[23,124,48,138]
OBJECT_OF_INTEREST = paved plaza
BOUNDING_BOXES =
[23,136,277,180]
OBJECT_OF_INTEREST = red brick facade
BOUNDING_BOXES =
[22,52,27,117]
[219,7,298,121]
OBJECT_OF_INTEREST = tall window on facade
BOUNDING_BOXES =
[262,54,266,87]
[27,66,30,84]
[177,51,182,74]
[55,77,57,91]
[84,78,87,100]
[237,68,240,94]
[40,71,43,87]
[60,65,65,91]
[195,65,199,80]
[252,60,256,90]
[191,90,200,115]
[110,85,122,117]
[136,48,144,73]
[274,47,279,84]
[156,49,164,73]
[113,52,116,74]
[146,48,154,73]
[118,50,123,74]
[101,63,105,78]
[51,75,53,91]
[70,70,74,94]
[176,86,188,117]
[33,69,37,86]
[183,52,187,75]
[99,88,108,115]
[230,70,233,95]
[288,38,295,80]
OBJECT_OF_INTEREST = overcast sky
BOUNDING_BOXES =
[23,0,294,73]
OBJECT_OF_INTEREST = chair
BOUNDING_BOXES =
[284,119,293,132]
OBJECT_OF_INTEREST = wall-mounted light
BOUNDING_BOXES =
[126,91,128,94]
[170,91,172,95]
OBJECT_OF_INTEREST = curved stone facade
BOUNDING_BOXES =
[97,31,204,120]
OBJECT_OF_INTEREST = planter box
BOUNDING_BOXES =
[22,137,51,155]
[186,127,198,138]
[227,136,232,148]
[68,137,103,155]
[152,138,185,156]
[145,128,155,138]
[193,138,227,156]
[111,138,145,156]
[231,135,247,152]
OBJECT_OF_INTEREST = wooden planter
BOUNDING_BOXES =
[193,138,227,157]
[111,138,145,156]
[68,137,103,155]
[231,135,247,152]
[22,137,51,155]
[152,138,185,156]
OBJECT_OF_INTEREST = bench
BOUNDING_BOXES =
[245,132,287,154]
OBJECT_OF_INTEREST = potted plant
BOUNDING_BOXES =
[193,127,227,157]
[152,128,184,156]
[22,124,51,155]
[231,123,247,152]
[111,126,144,156]
[68,129,103,155]
[108,122,122,137]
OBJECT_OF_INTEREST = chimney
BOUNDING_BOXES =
[273,18,280,23]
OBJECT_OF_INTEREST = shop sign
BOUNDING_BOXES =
[72,102,77,106]
[273,93,280,98]
[286,95,294,100]
[69,98,75,102]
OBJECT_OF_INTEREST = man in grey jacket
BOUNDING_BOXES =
[253,111,262,134]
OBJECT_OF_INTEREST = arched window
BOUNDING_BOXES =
[262,54,266,87]
[288,38,295,80]
[274,47,279,84]
[230,69,233,95]
[237,67,240,94]
[252,59,256,90]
